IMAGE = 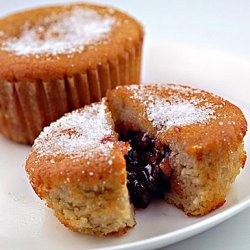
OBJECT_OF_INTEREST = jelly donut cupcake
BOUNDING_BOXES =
[26,84,247,235]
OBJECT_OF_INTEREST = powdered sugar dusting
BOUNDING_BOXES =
[128,84,221,132]
[34,99,115,160]
[147,99,216,131]
[2,7,115,55]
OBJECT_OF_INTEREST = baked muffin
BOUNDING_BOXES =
[25,99,135,236]
[0,3,143,144]
[107,84,247,215]
[26,83,247,236]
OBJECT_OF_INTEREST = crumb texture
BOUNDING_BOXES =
[46,183,135,236]
[167,142,246,215]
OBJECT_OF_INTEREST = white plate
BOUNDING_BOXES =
[0,40,249,250]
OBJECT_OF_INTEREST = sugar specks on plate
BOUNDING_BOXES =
[1,7,116,55]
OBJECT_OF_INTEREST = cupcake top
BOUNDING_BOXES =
[0,4,143,81]
[108,83,247,155]
[27,99,128,185]
[33,99,117,161]
[1,7,116,56]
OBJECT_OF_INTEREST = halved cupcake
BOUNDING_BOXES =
[25,84,247,235]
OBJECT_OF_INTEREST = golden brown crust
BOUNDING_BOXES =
[25,100,128,189]
[26,145,128,195]
[0,4,143,144]
[107,84,247,162]
[0,4,143,82]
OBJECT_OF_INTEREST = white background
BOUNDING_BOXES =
[0,1,249,249]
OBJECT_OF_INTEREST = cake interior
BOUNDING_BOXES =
[119,128,245,215]
[120,130,172,208]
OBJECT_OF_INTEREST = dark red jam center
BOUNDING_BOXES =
[121,131,171,208]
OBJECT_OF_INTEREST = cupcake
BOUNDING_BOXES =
[25,84,247,235]
[0,4,143,144]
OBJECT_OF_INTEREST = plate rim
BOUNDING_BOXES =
[97,198,250,250]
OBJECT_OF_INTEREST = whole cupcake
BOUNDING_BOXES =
[0,4,143,144]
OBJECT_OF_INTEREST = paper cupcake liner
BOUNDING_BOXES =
[0,43,142,144]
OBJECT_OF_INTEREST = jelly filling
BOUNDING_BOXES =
[121,131,172,208]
